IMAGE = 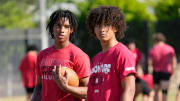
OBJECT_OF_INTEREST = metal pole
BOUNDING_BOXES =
[39,0,48,50]
[25,29,28,53]
[7,63,13,96]
[143,21,149,74]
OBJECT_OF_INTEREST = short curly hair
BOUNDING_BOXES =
[86,6,127,40]
[153,32,166,42]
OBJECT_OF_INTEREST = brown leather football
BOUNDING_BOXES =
[60,66,79,87]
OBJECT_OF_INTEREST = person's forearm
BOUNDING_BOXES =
[122,87,135,101]
[31,84,42,101]
[121,75,135,101]
[171,56,177,74]
[63,85,87,99]
[148,58,152,66]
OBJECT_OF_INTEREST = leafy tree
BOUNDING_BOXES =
[75,0,155,22]
[0,1,37,29]
[154,0,180,56]
[155,0,180,20]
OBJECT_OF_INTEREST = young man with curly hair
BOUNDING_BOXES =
[86,6,136,101]
[31,9,91,101]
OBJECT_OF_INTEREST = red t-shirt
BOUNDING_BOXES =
[19,51,37,88]
[87,42,136,101]
[131,48,142,69]
[148,43,176,73]
[36,43,91,101]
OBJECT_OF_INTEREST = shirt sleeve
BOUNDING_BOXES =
[19,55,27,72]
[19,59,24,72]
[171,48,176,57]
[137,49,142,61]
[117,50,136,80]
[74,53,91,79]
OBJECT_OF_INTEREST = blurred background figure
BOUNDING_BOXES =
[19,45,38,101]
[148,33,177,101]
[126,38,154,101]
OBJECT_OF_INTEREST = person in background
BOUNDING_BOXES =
[148,32,177,101]
[86,6,136,101]
[19,45,38,101]
[126,38,154,101]
[31,9,91,101]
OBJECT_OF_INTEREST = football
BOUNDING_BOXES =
[60,66,79,87]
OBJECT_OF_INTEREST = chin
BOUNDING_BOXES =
[58,40,65,43]
[55,39,64,43]
[100,39,108,42]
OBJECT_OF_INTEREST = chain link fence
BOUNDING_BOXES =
[0,29,42,97]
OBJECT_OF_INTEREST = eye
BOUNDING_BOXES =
[95,25,100,27]
[104,25,108,27]
[54,24,60,27]
[64,25,71,28]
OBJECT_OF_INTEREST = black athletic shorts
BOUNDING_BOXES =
[25,87,35,94]
[153,72,171,84]
[136,77,151,95]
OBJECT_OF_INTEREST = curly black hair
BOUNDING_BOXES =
[86,6,127,40]
[46,9,78,41]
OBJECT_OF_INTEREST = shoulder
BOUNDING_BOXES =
[109,43,135,62]
[70,44,89,58]
[165,44,174,49]
[114,42,133,56]
[149,45,156,51]
[91,52,101,62]
[151,44,157,49]
[26,52,37,59]
[135,48,141,53]
[164,44,175,53]
[135,48,142,56]
[37,46,53,58]
[70,44,84,52]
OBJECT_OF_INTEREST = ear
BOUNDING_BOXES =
[70,28,73,34]
[113,27,117,33]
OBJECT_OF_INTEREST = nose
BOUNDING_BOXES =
[58,26,65,32]
[99,26,106,32]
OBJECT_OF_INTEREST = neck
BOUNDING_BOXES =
[101,39,118,52]
[54,41,70,49]
[28,50,37,54]
[130,48,135,51]
[157,41,165,45]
